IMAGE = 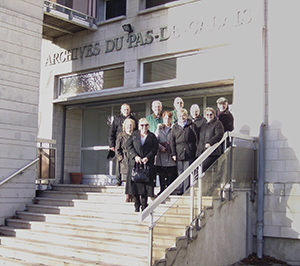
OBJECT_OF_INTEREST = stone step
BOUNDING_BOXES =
[8,211,186,234]
[51,184,126,193]
[34,193,194,206]
[0,245,123,266]
[0,255,42,266]
[0,230,149,257]
[0,222,180,250]
[26,202,191,220]
[0,237,147,266]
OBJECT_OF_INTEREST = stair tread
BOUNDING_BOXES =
[0,228,148,247]
[2,184,210,266]
[0,236,148,260]
[0,245,123,266]
[7,214,187,231]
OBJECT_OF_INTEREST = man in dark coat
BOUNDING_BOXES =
[189,104,206,135]
[196,107,224,172]
[216,97,234,132]
[108,103,138,185]
[170,108,197,194]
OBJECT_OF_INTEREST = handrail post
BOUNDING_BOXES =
[148,212,154,266]
[198,164,203,228]
[189,171,194,240]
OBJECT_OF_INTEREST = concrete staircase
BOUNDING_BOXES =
[0,184,201,266]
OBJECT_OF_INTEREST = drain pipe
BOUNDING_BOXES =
[257,123,265,258]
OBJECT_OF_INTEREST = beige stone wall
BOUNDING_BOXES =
[263,0,300,248]
[0,0,43,225]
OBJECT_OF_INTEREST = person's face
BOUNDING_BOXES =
[125,121,134,134]
[205,111,214,123]
[190,107,200,119]
[218,102,228,112]
[178,113,188,124]
[174,98,184,111]
[152,103,162,117]
[140,122,149,134]
[121,105,131,117]
[163,114,172,126]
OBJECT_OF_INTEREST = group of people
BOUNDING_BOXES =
[108,97,234,212]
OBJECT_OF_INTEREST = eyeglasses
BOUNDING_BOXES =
[206,113,213,117]
[140,124,149,127]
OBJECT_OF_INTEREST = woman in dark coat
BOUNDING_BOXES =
[127,118,158,212]
[170,108,198,195]
[196,107,224,172]
[115,118,136,202]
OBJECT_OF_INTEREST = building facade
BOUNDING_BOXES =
[28,0,300,264]
[0,1,43,225]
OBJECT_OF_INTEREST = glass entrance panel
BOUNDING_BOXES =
[81,107,111,175]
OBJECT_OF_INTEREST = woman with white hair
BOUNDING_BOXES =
[170,108,197,195]
[127,118,158,212]
[115,118,136,202]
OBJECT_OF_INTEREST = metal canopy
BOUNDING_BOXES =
[43,0,97,40]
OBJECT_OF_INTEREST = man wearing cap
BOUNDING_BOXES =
[216,97,234,132]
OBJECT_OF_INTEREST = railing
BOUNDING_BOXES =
[44,0,96,27]
[37,138,57,189]
[0,158,39,187]
[140,132,258,266]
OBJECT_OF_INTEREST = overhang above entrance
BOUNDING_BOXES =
[43,0,98,40]
[53,79,234,108]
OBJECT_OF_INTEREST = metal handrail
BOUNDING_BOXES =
[140,131,258,266]
[44,0,96,26]
[0,158,39,187]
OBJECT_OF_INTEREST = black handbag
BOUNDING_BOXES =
[131,163,150,183]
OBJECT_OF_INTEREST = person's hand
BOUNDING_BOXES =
[135,156,142,164]
[142,157,149,164]
[160,146,167,152]
[172,156,177,161]
[110,147,115,152]
[205,143,211,149]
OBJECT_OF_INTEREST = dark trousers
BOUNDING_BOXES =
[177,160,194,195]
[134,195,148,211]
[156,166,177,195]
[202,155,219,172]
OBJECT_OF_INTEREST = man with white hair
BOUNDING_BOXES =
[147,100,163,133]
[108,103,138,186]
[172,97,184,123]
[189,104,206,134]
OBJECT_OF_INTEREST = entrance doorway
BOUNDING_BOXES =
[80,89,233,183]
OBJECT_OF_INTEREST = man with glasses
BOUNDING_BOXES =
[196,107,224,172]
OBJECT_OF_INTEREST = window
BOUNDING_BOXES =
[97,0,126,21]
[146,0,177,9]
[59,67,124,96]
[143,58,176,83]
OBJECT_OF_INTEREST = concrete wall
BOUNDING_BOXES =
[170,192,251,266]
[0,0,43,225]
[262,1,300,263]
